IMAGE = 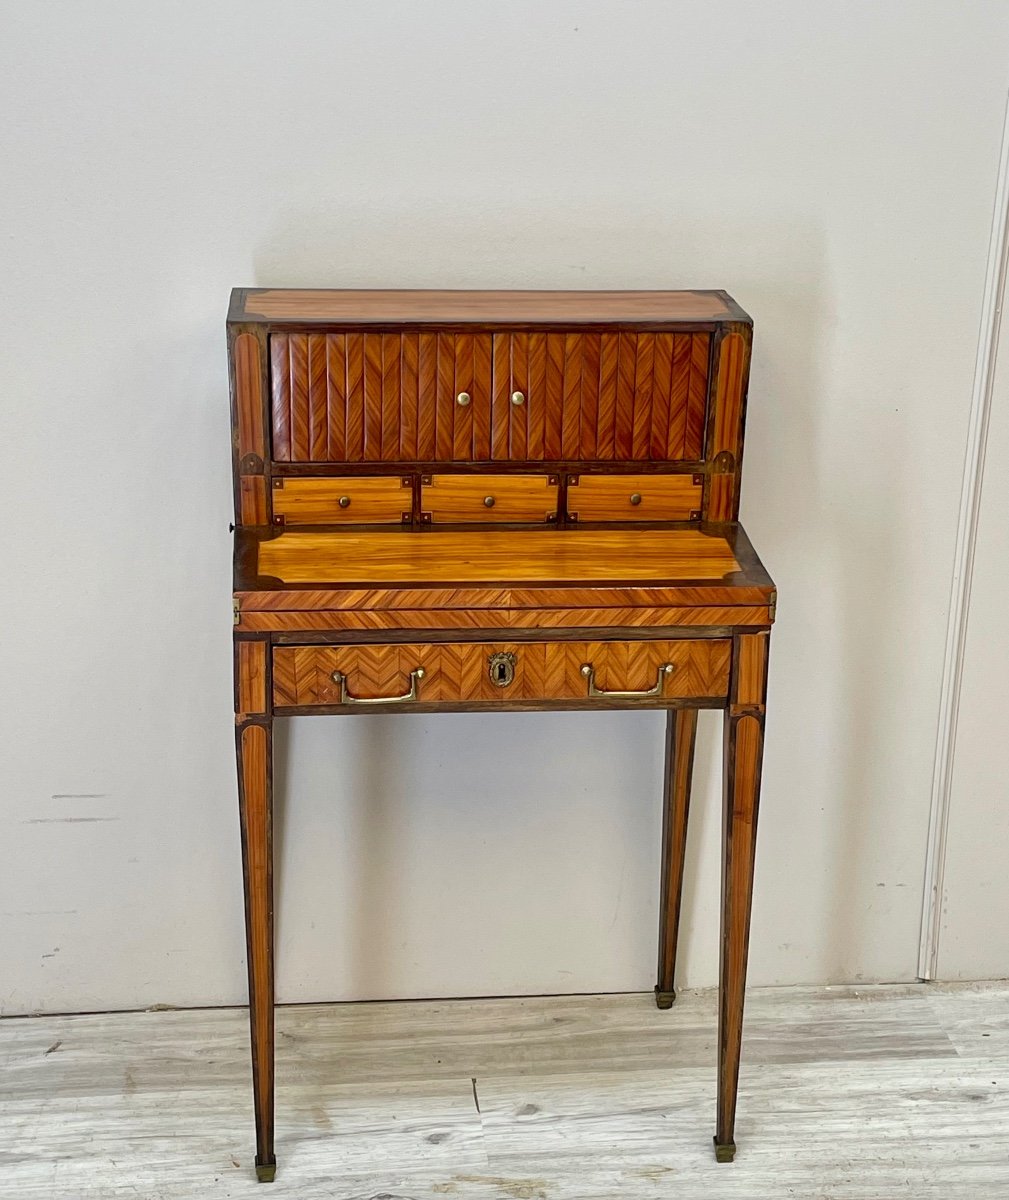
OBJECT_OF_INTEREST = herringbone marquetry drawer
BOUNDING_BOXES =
[272,639,731,708]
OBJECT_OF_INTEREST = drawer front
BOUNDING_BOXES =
[272,476,411,525]
[273,639,731,707]
[421,474,558,524]
[567,473,702,522]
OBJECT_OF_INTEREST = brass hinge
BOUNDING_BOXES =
[768,590,777,622]
[233,597,240,626]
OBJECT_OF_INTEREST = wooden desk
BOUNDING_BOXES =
[229,289,775,1181]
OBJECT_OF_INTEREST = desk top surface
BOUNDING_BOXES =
[237,526,772,592]
[230,288,750,326]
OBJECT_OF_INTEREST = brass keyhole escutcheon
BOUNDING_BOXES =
[488,651,517,687]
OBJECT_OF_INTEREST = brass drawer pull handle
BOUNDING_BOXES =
[511,390,525,406]
[580,662,674,698]
[330,667,425,705]
[456,391,471,406]
[629,492,642,506]
[483,495,496,508]
[338,495,351,508]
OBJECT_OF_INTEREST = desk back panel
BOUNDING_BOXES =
[228,290,752,528]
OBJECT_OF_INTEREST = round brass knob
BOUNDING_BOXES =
[483,495,496,508]
[339,495,351,508]
[511,390,525,406]
[629,493,642,506]
[456,391,471,406]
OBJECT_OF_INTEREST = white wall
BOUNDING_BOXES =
[937,298,1009,980]
[2,1,1007,1014]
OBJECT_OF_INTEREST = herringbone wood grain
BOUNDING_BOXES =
[238,605,771,633]
[272,639,731,707]
[269,331,710,464]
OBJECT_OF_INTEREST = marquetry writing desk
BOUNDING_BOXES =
[229,288,775,1182]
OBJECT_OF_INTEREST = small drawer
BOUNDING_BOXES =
[272,476,411,525]
[421,474,558,523]
[567,473,702,522]
[273,639,731,708]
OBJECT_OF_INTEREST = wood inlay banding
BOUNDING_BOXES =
[237,584,771,612]
[236,605,772,633]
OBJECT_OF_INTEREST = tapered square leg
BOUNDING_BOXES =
[236,639,276,1181]
[715,632,769,1162]
[238,719,275,1181]
[656,707,698,1009]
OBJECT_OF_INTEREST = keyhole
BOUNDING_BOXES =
[488,651,516,687]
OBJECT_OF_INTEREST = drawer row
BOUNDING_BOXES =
[270,639,732,708]
[271,471,703,525]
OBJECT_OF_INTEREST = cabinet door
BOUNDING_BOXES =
[490,331,709,463]
[270,331,492,463]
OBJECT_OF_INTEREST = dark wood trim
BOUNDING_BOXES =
[269,625,747,646]
[273,696,728,717]
[270,460,710,477]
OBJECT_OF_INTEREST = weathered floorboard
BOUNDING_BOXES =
[0,983,1006,1198]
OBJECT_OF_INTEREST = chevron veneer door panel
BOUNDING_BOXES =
[273,639,731,707]
[492,331,709,463]
[269,330,709,464]
[270,332,493,463]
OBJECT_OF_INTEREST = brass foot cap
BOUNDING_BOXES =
[256,1161,277,1183]
[654,987,676,1010]
[713,1138,736,1163]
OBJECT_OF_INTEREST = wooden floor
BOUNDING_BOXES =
[1,983,1007,1199]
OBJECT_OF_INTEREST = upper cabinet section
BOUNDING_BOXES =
[228,289,753,524]
[269,330,711,464]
